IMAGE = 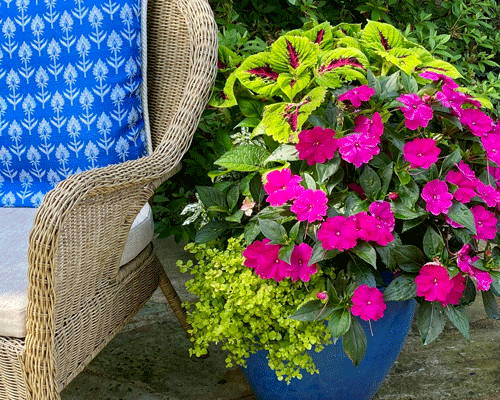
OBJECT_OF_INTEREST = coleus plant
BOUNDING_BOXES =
[186,20,500,375]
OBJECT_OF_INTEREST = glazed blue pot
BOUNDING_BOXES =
[241,298,416,400]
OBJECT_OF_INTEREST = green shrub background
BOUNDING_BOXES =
[153,0,500,239]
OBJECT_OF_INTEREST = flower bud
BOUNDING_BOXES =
[486,250,492,258]
[316,291,328,301]
[388,192,398,200]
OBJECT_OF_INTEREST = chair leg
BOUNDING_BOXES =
[158,267,192,338]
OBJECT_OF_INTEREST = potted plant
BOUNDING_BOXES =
[177,20,500,400]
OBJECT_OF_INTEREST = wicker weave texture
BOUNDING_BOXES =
[0,0,217,399]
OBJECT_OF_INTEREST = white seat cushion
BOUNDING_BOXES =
[0,204,154,338]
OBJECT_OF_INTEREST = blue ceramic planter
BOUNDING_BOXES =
[241,298,416,400]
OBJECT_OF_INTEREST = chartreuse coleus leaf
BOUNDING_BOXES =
[262,86,327,143]
[416,59,462,79]
[376,48,423,75]
[286,22,334,51]
[277,71,312,101]
[217,45,242,71]
[209,73,238,108]
[315,47,369,88]
[235,53,284,97]
[269,35,320,76]
[361,21,405,54]
[331,23,362,39]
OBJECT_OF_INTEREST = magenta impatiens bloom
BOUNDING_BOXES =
[291,189,328,223]
[317,216,358,251]
[443,273,466,307]
[243,239,291,282]
[264,168,303,207]
[457,244,493,291]
[459,108,493,137]
[350,285,386,321]
[476,181,500,208]
[446,163,477,204]
[419,71,459,89]
[369,201,395,232]
[436,85,481,117]
[296,126,338,166]
[481,133,500,165]
[351,212,393,246]
[471,205,498,240]
[397,93,433,130]
[338,133,380,168]
[338,85,375,108]
[403,138,441,169]
[354,112,384,139]
[289,243,318,282]
[415,262,454,304]
[421,179,453,215]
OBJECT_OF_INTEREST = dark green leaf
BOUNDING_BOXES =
[328,308,352,340]
[279,243,295,264]
[249,173,266,204]
[417,301,446,345]
[214,144,270,172]
[351,242,377,268]
[316,154,341,185]
[447,202,477,235]
[259,219,287,244]
[308,115,328,128]
[345,193,362,215]
[289,221,300,242]
[392,245,426,272]
[378,162,394,198]
[342,318,367,367]
[391,201,427,220]
[225,209,244,222]
[289,300,328,321]
[303,172,316,189]
[244,221,260,245]
[195,221,228,243]
[309,241,326,266]
[196,186,227,211]
[348,258,376,287]
[265,144,299,163]
[440,148,462,175]
[444,306,470,341]
[452,227,474,245]
[227,185,240,212]
[460,278,476,306]
[482,290,500,320]
[384,275,417,302]
[360,165,381,200]
[402,217,426,232]
[324,101,339,129]
[423,226,445,260]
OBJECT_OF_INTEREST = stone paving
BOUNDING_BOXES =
[61,237,500,400]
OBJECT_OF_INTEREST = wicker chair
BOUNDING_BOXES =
[0,1,217,399]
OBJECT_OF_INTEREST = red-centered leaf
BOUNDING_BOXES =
[208,73,237,108]
[235,53,283,97]
[248,65,279,81]
[361,21,404,54]
[316,48,369,88]
[318,57,365,74]
[286,39,300,70]
[331,23,362,39]
[286,22,334,51]
[269,36,319,75]
[379,30,391,51]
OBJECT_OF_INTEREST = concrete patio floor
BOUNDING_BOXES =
[61,236,500,400]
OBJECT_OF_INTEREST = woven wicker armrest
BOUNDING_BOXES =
[23,0,217,397]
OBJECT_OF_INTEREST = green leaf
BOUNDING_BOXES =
[401,71,418,93]
[316,47,369,88]
[278,71,312,101]
[359,166,381,200]
[259,219,287,244]
[303,172,316,189]
[289,300,331,321]
[328,308,352,340]
[384,276,417,301]
[309,241,326,266]
[351,242,377,269]
[249,174,266,204]
[482,290,500,320]
[289,221,300,242]
[361,20,405,53]
[269,35,320,75]
[227,185,240,212]
[391,201,427,220]
[316,154,341,185]
[419,59,462,79]
[286,22,334,51]
[417,301,446,345]
[460,278,476,306]
[444,306,470,341]
[195,221,228,243]
[266,144,300,163]
[196,186,227,211]
[392,245,426,272]
[238,98,265,119]
[215,145,270,172]
[235,53,281,97]
[342,318,367,367]
[423,226,445,260]
[447,202,477,235]
[209,73,238,108]
[402,217,425,232]
[440,148,462,176]
[244,221,260,245]
[378,162,394,198]
[348,258,376,287]
[225,209,244,223]
[279,243,295,264]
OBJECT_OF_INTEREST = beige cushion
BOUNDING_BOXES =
[0,204,154,338]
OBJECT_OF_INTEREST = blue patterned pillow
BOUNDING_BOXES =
[0,0,149,207]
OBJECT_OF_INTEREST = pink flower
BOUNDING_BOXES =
[317,216,358,251]
[317,291,328,301]
[338,85,375,108]
[296,127,338,166]
[243,239,291,282]
[351,285,386,321]
[264,168,303,207]
[460,108,493,137]
[403,138,441,169]
[481,133,500,165]
[388,192,398,200]
[436,85,481,116]
[487,165,500,183]
[351,212,393,246]
[289,243,318,282]
[476,181,500,208]
[241,197,256,216]
[471,205,498,240]
[457,244,492,291]
[397,93,433,130]
[446,164,477,203]
[338,133,380,168]
[291,189,328,223]
[354,112,384,139]
[421,179,453,215]
[419,71,459,89]
[442,273,465,306]
[369,201,395,232]
[415,262,453,304]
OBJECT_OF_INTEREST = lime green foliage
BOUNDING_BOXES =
[179,236,332,381]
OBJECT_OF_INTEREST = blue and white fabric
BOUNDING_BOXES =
[0,0,149,207]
